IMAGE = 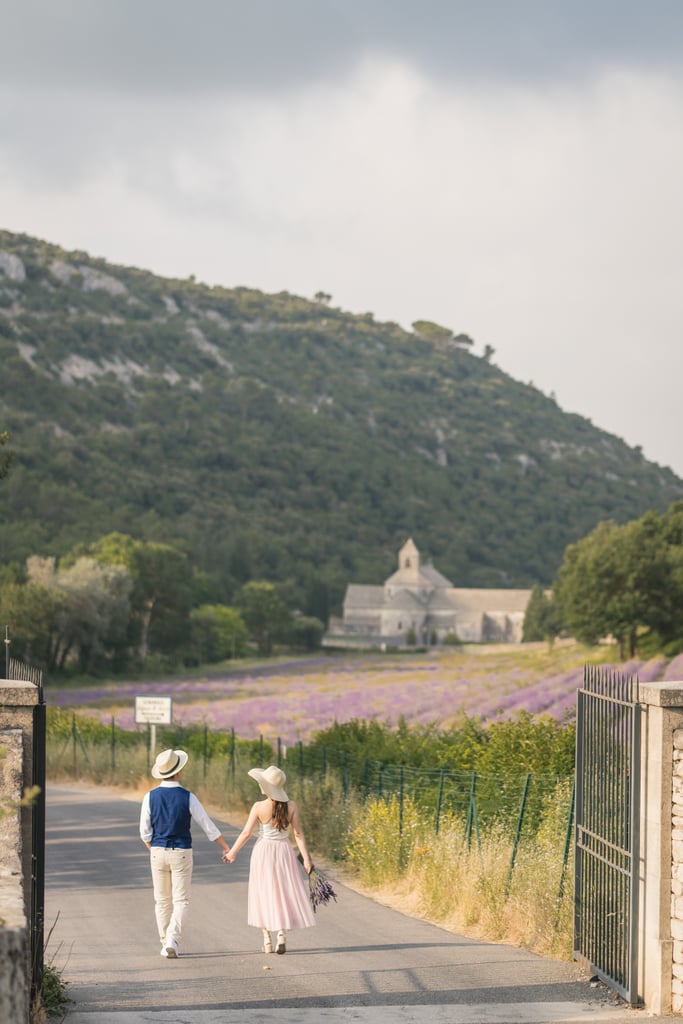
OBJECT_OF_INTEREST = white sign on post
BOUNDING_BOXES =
[135,696,173,725]
[135,696,173,767]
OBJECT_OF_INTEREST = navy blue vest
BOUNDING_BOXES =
[149,786,192,848]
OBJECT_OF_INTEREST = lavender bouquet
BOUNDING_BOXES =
[299,855,338,912]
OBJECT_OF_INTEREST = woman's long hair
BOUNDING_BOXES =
[271,799,290,831]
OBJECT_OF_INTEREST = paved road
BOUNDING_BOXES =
[45,783,676,1023]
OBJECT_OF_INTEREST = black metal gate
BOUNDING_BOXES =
[8,655,46,1004]
[574,665,641,1004]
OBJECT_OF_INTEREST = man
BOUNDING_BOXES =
[140,747,230,958]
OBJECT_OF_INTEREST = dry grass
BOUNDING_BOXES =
[343,786,574,960]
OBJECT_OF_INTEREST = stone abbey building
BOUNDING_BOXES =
[326,539,532,647]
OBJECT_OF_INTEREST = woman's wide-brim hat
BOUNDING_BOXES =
[248,765,288,801]
[152,748,189,779]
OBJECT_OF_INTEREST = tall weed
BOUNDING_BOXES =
[347,795,425,886]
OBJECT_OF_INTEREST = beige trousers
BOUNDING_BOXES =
[150,847,193,946]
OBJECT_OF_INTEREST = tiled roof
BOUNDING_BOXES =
[384,589,427,611]
[343,584,384,609]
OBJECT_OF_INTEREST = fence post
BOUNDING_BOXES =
[72,712,78,770]
[230,727,235,785]
[465,771,479,849]
[298,740,303,775]
[277,737,282,767]
[556,776,575,911]
[506,772,531,896]
[399,766,404,837]
[203,724,208,778]
[111,716,116,772]
[259,734,263,761]
[342,751,349,799]
[435,768,445,834]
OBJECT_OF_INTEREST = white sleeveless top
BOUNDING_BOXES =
[258,821,288,841]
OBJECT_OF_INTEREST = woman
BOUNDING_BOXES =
[224,765,315,953]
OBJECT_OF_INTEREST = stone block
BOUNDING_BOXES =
[0,731,23,868]
[0,925,28,1024]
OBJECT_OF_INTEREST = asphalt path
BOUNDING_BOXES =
[45,783,676,1024]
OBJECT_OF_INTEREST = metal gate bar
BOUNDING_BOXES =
[574,665,641,1004]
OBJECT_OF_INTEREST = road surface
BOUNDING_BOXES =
[45,783,676,1023]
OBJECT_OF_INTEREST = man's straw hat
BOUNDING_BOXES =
[152,748,189,779]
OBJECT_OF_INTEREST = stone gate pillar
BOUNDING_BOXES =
[636,680,683,1015]
[0,678,41,1024]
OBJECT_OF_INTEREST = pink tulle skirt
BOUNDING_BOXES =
[247,834,316,931]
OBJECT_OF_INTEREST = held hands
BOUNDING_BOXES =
[222,849,237,864]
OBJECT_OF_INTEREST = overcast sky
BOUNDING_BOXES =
[2,2,683,476]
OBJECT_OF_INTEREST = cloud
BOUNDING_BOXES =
[4,1,683,97]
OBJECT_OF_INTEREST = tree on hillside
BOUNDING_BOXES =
[0,579,65,671]
[291,614,325,652]
[640,501,683,645]
[83,533,192,663]
[24,555,132,672]
[53,557,132,673]
[522,585,562,643]
[411,320,454,349]
[0,431,13,480]
[554,512,674,657]
[237,581,291,655]
[189,604,248,663]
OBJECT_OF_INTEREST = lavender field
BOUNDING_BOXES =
[46,643,683,747]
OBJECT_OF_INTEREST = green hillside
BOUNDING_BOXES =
[0,228,680,617]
